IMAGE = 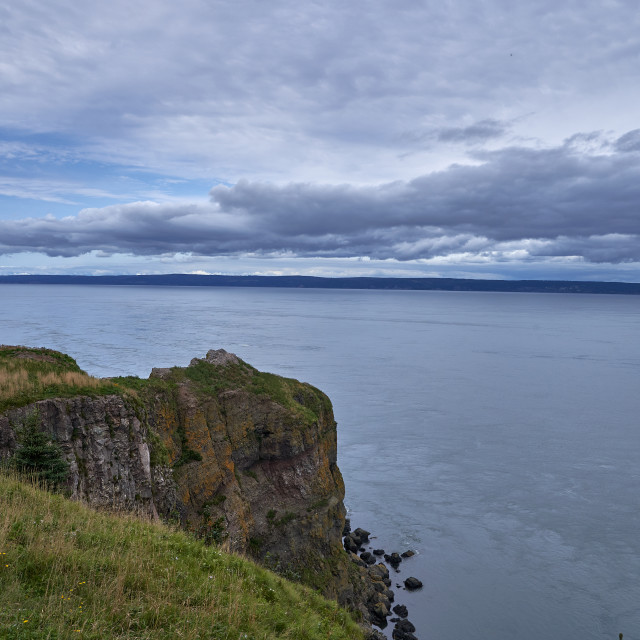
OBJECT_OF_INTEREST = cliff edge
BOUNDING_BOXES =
[0,345,383,630]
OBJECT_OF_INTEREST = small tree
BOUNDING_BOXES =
[11,408,69,489]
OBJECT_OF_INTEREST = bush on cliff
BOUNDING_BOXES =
[0,471,363,640]
[10,409,69,489]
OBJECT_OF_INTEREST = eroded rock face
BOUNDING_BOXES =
[0,395,164,518]
[150,378,346,576]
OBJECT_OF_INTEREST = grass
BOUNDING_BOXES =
[0,347,125,413]
[1,347,333,432]
[183,360,330,427]
[0,472,363,640]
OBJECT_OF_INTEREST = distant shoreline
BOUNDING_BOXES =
[1,273,640,295]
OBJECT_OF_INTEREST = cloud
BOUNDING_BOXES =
[400,119,510,150]
[615,129,640,153]
[3,0,640,186]
[1,132,639,264]
[436,119,509,143]
[0,176,125,204]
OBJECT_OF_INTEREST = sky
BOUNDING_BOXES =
[1,0,640,280]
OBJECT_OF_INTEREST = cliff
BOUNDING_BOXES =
[0,345,386,632]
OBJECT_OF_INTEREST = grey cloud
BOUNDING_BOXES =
[615,129,640,153]
[436,119,508,143]
[525,234,640,264]
[1,133,640,264]
[211,139,640,245]
[400,119,509,149]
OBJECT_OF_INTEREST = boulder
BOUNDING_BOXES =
[403,577,423,590]
[369,601,389,628]
[190,348,240,367]
[368,563,389,581]
[348,552,367,568]
[372,580,386,593]
[385,552,402,569]
[353,527,371,542]
[395,619,416,633]
[392,629,418,640]
[344,535,359,553]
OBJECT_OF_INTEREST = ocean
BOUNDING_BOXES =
[2,284,639,639]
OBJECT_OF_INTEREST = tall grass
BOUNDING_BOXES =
[0,472,363,640]
[0,349,124,412]
[0,364,104,398]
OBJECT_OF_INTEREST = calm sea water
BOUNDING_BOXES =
[2,284,639,640]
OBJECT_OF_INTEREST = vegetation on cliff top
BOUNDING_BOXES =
[0,472,363,639]
[1,346,332,427]
[0,347,123,413]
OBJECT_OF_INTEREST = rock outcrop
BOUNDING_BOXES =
[0,346,382,629]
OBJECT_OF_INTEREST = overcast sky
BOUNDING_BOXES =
[1,0,639,280]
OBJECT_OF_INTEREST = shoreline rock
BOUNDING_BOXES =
[343,524,422,639]
[404,577,423,590]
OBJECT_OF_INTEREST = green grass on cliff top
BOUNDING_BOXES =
[1,347,332,426]
[0,472,363,640]
[176,359,332,425]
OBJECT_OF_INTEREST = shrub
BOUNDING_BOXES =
[11,408,69,489]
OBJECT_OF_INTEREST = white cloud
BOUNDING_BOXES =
[2,0,640,185]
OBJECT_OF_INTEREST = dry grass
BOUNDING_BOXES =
[0,352,125,412]
[0,365,29,399]
[0,364,103,400]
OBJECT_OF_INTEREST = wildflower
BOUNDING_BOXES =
[23,620,28,623]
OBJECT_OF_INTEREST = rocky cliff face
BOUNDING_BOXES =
[0,394,165,516]
[0,347,383,628]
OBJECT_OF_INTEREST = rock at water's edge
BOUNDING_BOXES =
[404,577,423,590]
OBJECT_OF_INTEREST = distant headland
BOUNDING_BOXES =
[1,273,640,295]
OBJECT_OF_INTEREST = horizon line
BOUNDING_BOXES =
[1,273,639,295]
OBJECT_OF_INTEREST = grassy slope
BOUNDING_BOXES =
[0,473,363,640]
